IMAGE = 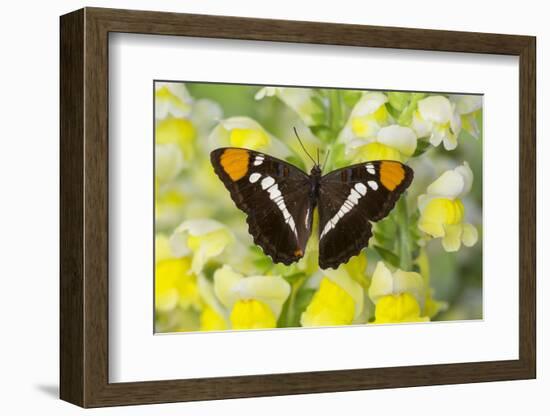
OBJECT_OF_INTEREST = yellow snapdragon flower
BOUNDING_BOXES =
[418,162,478,252]
[170,219,234,274]
[209,117,291,158]
[155,141,185,184]
[368,261,429,324]
[155,233,173,264]
[338,92,417,163]
[155,233,201,313]
[155,257,201,312]
[339,92,392,142]
[374,293,427,323]
[342,253,369,287]
[450,94,483,139]
[347,125,417,163]
[411,95,461,150]
[155,184,186,230]
[301,267,364,327]
[200,306,228,331]
[197,275,228,331]
[255,87,323,126]
[155,83,197,183]
[214,265,290,330]
[156,117,196,166]
[155,82,193,120]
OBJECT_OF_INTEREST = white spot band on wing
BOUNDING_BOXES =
[261,176,275,190]
[368,180,379,190]
[249,172,261,183]
[320,184,368,239]
[261,177,298,238]
[253,155,264,166]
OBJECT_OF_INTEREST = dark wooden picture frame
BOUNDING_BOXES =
[60,7,536,408]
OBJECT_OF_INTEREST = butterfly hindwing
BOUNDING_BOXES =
[211,148,313,265]
[318,160,413,269]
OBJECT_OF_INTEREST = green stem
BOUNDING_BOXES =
[329,89,343,135]
[396,196,412,271]
[284,275,306,327]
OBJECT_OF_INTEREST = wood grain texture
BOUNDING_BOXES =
[83,9,110,406]
[518,37,536,376]
[87,7,532,54]
[59,8,84,406]
[59,7,537,408]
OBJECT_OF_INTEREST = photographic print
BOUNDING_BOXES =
[154,81,482,333]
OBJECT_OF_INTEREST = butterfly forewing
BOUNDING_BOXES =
[318,160,413,269]
[211,148,313,265]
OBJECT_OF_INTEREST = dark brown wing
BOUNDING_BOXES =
[211,147,313,265]
[318,160,413,269]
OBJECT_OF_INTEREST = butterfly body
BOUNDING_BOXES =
[211,147,413,270]
[306,164,322,210]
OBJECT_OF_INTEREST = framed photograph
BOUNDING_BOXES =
[60,7,536,408]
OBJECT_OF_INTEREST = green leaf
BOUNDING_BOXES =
[289,287,316,327]
[283,272,306,284]
[342,90,362,108]
[311,91,327,105]
[373,245,401,268]
[248,245,264,255]
[411,92,427,101]
[328,143,349,170]
[278,276,315,328]
[277,298,291,327]
[201,261,222,280]
[373,228,393,248]
[373,217,397,244]
[314,89,330,99]
[310,125,333,142]
[310,95,328,117]
[252,257,273,271]
[385,102,400,119]
[387,92,411,112]
[412,140,432,157]
[328,89,345,135]
[285,155,306,170]
[407,208,420,230]
[295,287,316,311]
[394,196,412,270]
[397,92,426,126]
[311,112,328,126]
[248,245,275,272]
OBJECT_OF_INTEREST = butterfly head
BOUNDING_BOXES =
[293,127,328,175]
[310,163,322,178]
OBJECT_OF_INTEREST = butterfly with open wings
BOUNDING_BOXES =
[210,133,413,270]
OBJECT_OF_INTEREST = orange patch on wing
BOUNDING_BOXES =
[380,161,405,191]
[220,148,250,181]
[294,249,303,257]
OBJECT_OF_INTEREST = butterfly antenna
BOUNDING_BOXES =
[322,149,331,171]
[293,127,317,166]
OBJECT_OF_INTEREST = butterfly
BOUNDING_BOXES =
[210,135,413,270]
